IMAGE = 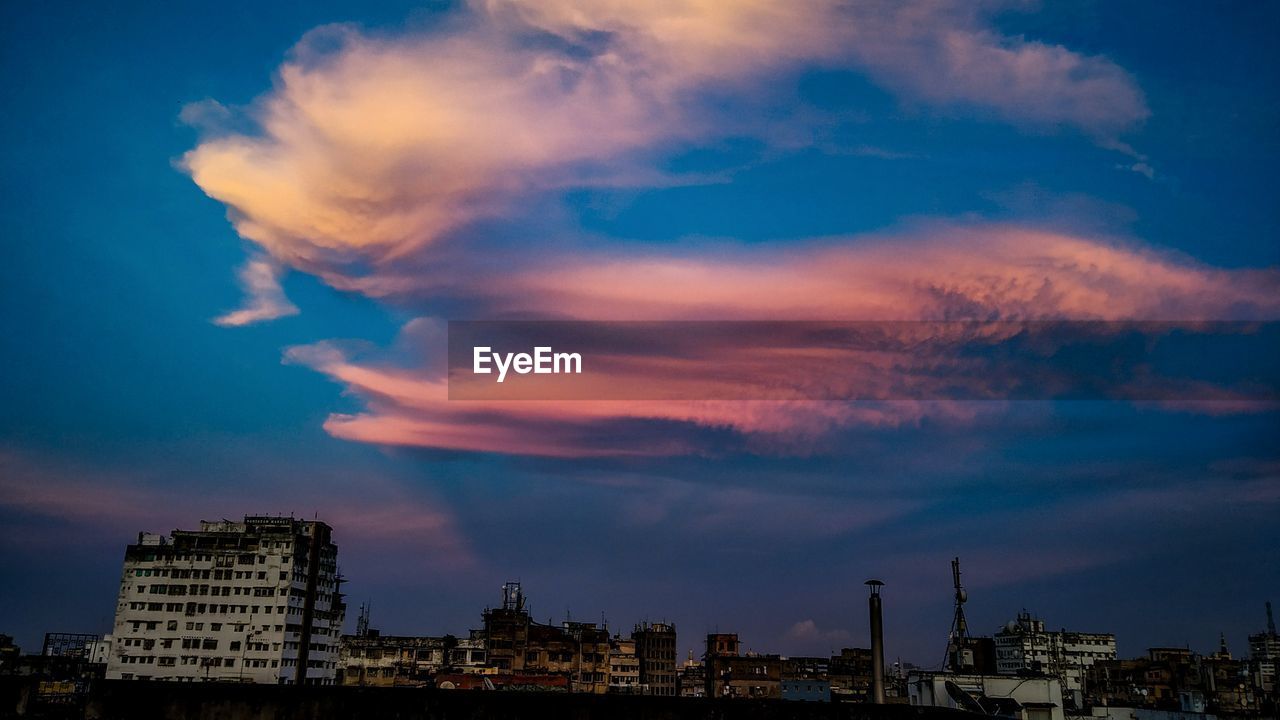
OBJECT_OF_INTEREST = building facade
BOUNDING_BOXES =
[995,611,1117,698]
[104,516,345,684]
[607,636,640,693]
[633,622,677,696]
[479,583,611,693]
[703,633,782,699]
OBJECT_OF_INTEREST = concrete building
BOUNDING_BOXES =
[995,610,1116,701]
[607,636,640,693]
[104,516,345,684]
[908,671,1064,720]
[479,582,611,693]
[338,633,488,686]
[829,646,874,700]
[703,633,782,699]
[677,652,705,698]
[633,622,677,696]
[85,636,112,666]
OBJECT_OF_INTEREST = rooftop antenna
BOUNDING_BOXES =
[356,602,371,637]
[1268,601,1276,636]
[501,581,524,612]
[945,557,974,671]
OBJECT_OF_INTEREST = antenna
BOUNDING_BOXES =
[502,581,524,612]
[1268,601,1276,636]
[945,557,973,671]
[356,601,371,637]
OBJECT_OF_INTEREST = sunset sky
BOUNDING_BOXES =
[2,0,1278,664]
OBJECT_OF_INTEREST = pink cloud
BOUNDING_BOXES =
[280,224,1277,458]
[489,225,1278,321]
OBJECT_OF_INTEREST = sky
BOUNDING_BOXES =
[1,0,1278,666]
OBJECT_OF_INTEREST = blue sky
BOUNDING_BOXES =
[1,0,1277,664]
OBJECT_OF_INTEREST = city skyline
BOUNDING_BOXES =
[8,511,1277,671]
[2,0,1278,672]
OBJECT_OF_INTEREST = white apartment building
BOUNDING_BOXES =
[995,611,1116,699]
[105,516,345,684]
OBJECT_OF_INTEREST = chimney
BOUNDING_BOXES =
[867,579,886,704]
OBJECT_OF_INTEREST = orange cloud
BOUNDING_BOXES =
[184,1,1150,305]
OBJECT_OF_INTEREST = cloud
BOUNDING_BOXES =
[212,256,299,326]
[183,1,1149,294]
[282,224,1279,457]
[175,3,1272,460]
[482,223,1278,321]
[784,619,854,653]
[1117,161,1157,180]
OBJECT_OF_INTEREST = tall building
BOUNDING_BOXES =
[633,622,677,696]
[104,516,345,684]
[994,611,1116,700]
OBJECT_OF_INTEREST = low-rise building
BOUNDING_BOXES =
[339,633,452,686]
[782,677,830,702]
[908,671,1064,720]
[703,633,781,699]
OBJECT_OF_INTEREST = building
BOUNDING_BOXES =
[703,633,782,699]
[633,622,677,696]
[908,670,1064,720]
[84,636,112,665]
[339,633,451,686]
[995,610,1116,703]
[104,515,346,684]
[607,636,640,693]
[829,646,874,700]
[677,652,705,697]
[1248,602,1278,694]
[480,582,611,693]
[782,677,831,702]
[1085,646,1267,715]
